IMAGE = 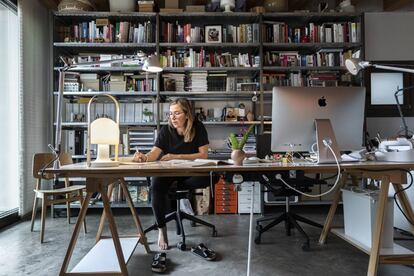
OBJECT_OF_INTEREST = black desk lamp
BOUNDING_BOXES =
[345,58,414,138]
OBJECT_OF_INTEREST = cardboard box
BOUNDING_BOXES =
[165,0,179,9]
[186,5,205,12]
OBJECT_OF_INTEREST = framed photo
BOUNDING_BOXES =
[205,25,222,43]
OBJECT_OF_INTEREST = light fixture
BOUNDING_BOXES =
[142,54,163,72]
[345,58,414,139]
[86,94,120,167]
[220,0,235,12]
[345,58,414,75]
[53,53,163,168]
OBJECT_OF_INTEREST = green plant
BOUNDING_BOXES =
[142,107,153,116]
[228,125,255,150]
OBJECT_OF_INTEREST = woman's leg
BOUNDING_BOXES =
[151,176,186,250]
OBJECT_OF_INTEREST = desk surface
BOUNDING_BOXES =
[46,160,414,177]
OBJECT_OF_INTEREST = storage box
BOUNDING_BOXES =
[342,189,394,249]
[238,182,262,214]
[109,0,135,12]
[81,80,100,91]
[109,81,126,91]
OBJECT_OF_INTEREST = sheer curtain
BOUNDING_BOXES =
[18,0,52,216]
[0,2,18,218]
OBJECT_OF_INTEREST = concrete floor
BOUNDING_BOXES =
[0,207,414,276]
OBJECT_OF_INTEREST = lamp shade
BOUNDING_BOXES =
[143,55,163,73]
[345,58,371,75]
[220,0,235,12]
[90,118,120,144]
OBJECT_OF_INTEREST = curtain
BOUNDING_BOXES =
[18,0,52,216]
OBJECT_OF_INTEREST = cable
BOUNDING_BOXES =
[276,141,342,198]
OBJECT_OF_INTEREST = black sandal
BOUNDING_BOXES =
[191,243,216,261]
[152,252,167,273]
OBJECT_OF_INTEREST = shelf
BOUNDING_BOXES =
[54,91,157,97]
[263,66,347,71]
[162,67,260,72]
[262,42,362,50]
[203,121,271,126]
[55,66,144,72]
[331,228,414,257]
[54,42,156,48]
[54,202,150,209]
[160,91,268,96]
[265,200,336,206]
[160,12,260,19]
[263,12,362,21]
[59,122,158,127]
[54,11,156,18]
[159,42,260,48]
[70,238,139,273]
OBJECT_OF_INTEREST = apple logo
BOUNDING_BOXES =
[318,96,327,107]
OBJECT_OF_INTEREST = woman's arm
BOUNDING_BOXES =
[160,145,209,161]
[133,146,162,162]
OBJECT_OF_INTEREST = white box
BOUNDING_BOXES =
[238,182,262,214]
[342,189,394,249]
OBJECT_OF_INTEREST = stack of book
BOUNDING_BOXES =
[186,71,208,92]
[162,73,185,91]
[138,1,154,12]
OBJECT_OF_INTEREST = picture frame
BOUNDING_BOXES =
[205,25,222,43]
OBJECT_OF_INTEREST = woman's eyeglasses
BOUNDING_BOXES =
[168,111,184,118]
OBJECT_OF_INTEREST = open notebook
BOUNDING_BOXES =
[165,159,231,167]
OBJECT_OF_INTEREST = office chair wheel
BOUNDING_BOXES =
[301,241,310,251]
[212,229,218,237]
[177,242,186,251]
[191,221,197,227]
[254,234,261,244]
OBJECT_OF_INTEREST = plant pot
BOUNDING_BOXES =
[231,149,245,166]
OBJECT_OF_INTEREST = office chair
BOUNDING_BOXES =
[144,178,218,250]
[30,153,87,243]
[254,133,323,250]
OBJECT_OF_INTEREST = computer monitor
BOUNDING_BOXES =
[271,87,366,153]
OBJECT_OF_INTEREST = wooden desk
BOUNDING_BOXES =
[47,161,414,276]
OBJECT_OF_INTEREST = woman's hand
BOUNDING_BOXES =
[132,152,148,162]
[160,154,177,161]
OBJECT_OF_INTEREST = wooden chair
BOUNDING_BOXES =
[30,153,87,243]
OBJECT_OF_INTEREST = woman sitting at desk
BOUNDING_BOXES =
[133,98,210,250]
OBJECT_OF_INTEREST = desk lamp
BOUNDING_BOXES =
[345,58,414,138]
[53,53,163,168]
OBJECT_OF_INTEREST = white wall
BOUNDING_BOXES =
[18,0,52,215]
[0,6,19,212]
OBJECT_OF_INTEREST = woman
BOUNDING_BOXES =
[133,98,210,250]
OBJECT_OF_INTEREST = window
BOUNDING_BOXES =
[0,1,19,222]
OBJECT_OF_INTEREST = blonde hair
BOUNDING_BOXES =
[168,98,195,143]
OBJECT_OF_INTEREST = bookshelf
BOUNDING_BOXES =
[52,11,363,208]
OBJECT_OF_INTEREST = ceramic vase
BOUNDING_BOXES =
[231,149,245,166]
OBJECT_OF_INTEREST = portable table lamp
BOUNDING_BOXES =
[86,94,120,167]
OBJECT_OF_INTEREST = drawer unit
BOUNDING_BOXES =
[215,181,238,214]
[238,182,262,214]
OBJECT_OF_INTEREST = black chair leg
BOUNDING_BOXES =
[291,213,323,229]
[144,211,177,234]
[180,212,216,236]
[176,210,187,250]
[287,213,310,251]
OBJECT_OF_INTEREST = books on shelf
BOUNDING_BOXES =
[56,20,154,43]
[263,21,361,43]
[160,48,260,68]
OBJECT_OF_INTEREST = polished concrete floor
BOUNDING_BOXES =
[0,207,414,276]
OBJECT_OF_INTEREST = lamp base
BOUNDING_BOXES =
[90,160,120,167]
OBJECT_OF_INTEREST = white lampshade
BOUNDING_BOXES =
[90,118,119,144]
[143,55,163,73]
[345,58,371,75]
[220,0,235,12]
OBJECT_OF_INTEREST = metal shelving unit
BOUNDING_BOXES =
[52,11,363,208]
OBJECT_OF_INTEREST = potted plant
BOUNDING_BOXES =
[142,107,153,122]
[228,125,254,165]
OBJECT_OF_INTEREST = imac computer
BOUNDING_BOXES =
[271,87,366,163]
